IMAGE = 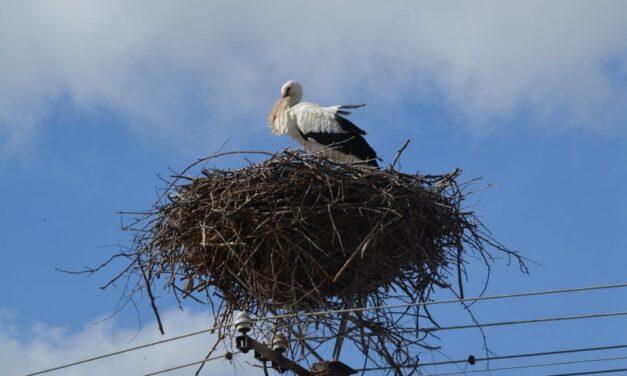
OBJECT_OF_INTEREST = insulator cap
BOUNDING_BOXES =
[271,331,288,353]
[234,311,252,334]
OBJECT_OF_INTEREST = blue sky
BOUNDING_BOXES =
[2,1,627,375]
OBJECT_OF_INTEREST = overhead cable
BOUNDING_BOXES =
[24,323,232,376]
[143,350,627,376]
[420,355,627,376]
[297,311,627,341]
[142,352,235,376]
[24,281,627,375]
[356,343,627,370]
[275,281,627,320]
[544,367,627,376]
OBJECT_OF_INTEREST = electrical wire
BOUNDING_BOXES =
[142,352,234,376]
[544,367,627,376]
[24,281,627,375]
[26,310,627,376]
[356,343,627,370]
[140,348,627,376]
[24,323,233,376]
[420,355,627,376]
[255,281,627,322]
[297,311,627,341]
[421,311,627,333]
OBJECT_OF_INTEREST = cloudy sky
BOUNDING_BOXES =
[2,1,627,375]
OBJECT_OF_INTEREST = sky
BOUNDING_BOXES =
[1,1,627,375]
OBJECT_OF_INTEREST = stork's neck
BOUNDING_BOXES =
[287,96,301,107]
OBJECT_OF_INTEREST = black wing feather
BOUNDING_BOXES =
[301,131,379,168]
[335,114,367,135]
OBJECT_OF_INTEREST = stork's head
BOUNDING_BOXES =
[280,80,303,105]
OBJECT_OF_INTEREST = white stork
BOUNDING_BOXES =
[268,80,380,168]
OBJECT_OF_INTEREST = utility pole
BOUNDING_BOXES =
[234,312,356,376]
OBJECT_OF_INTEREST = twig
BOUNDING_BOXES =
[389,139,411,170]
[139,259,164,335]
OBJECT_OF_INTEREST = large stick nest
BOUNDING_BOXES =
[116,149,525,373]
[143,150,477,310]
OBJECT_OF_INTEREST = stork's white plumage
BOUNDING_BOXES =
[268,80,380,168]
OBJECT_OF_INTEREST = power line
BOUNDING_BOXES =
[421,355,627,376]
[544,368,627,376]
[255,281,627,322]
[140,348,627,376]
[357,343,627,370]
[28,309,627,376]
[298,311,627,341]
[423,310,627,333]
[137,313,627,375]
[142,352,235,376]
[24,323,233,376]
[24,281,627,375]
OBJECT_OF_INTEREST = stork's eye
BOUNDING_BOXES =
[286,87,291,94]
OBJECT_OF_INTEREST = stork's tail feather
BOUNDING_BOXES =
[336,104,366,115]
[339,104,366,109]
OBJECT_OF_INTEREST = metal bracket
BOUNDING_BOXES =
[235,334,312,376]
[311,361,357,376]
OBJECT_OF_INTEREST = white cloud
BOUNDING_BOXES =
[0,309,247,376]
[1,0,626,155]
